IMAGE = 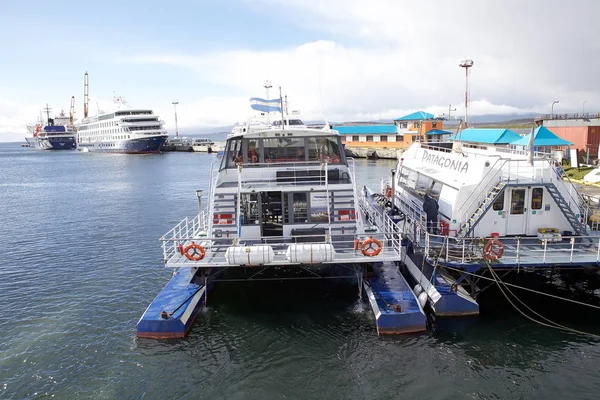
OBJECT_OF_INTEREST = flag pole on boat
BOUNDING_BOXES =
[527,120,535,166]
[279,86,285,130]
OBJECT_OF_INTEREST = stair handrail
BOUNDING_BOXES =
[206,160,219,238]
[550,162,594,230]
[455,158,507,224]
[348,158,364,231]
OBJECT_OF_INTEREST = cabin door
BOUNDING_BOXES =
[506,188,528,235]
[260,191,283,237]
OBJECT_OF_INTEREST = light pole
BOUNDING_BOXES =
[171,101,179,138]
[551,100,559,116]
[583,100,587,114]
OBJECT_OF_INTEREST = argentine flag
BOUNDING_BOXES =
[250,97,282,113]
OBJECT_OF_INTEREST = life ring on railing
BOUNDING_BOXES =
[354,239,360,251]
[361,237,382,257]
[178,243,184,255]
[483,239,504,261]
[183,242,206,261]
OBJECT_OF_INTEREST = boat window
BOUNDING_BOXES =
[492,191,505,211]
[293,193,308,223]
[283,193,290,223]
[415,173,431,197]
[224,139,242,169]
[531,188,543,210]
[352,136,359,142]
[406,170,418,189]
[264,137,306,163]
[510,189,526,215]
[241,194,259,225]
[310,192,329,222]
[307,136,342,164]
[429,180,442,200]
[246,139,261,164]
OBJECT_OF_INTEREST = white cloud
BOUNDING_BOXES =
[2,0,599,140]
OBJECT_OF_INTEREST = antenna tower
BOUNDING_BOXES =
[459,59,474,127]
[83,72,89,118]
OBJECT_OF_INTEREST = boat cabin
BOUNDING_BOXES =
[394,142,589,239]
[213,128,354,240]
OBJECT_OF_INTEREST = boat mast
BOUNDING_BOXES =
[43,104,52,125]
[83,72,89,119]
[264,80,272,125]
[69,96,75,125]
[279,86,285,130]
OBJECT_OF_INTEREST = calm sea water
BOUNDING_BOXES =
[1,143,600,399]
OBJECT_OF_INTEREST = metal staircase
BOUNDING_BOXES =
[457,181,506,238]
[544,183,589,236]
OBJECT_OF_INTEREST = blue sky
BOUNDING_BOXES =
[1,0,599,142]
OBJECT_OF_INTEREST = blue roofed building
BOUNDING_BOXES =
[392,111,446,145]
[332,124,404,148]
[511,126,573,156]
[447,128,523,150]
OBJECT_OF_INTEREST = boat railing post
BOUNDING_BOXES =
[570,237,575,263]
[516,237,521,265]
[543,239,547,264]
[445,235,449,261]
[196,190,204,228]
[462,239,466,264]
[597,237,600,262]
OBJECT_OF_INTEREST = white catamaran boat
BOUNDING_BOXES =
[137,88,428,339]
[363,139,600,317]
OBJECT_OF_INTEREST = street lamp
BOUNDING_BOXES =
[551,100,559,116]
[171,101,179,138]
[583,100,587,114]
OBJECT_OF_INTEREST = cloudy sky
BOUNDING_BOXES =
[1,0,598,142]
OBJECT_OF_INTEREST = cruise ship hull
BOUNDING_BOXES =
[78,136,168,154]
[25,136,76,150]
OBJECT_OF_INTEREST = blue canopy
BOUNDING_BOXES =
[447,128,522,144]
[425,129,453,135]
[511,126,573,146]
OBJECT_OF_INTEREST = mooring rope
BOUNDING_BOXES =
[163,285,203,318]
[485,261,600,338]
[441,264,600,311]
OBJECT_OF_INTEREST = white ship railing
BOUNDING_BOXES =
[160,229,402,268]
[422,232,600,266]
[161,212,209,263]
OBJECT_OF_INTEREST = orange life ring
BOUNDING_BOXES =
[178,243,184,255]
[354,239,360,250]
[483,238,504,261]
[361,237,382,257]
[385,186,392,198]
[183,242,206,261]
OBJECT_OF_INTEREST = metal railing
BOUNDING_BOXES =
[422,232,600,266]
[160,229,403,267]
[536,113,600,121]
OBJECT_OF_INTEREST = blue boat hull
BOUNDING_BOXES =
[43,137,77,150]
[137,267,206,339]
[364,262,427,334]
[78,136,168,154]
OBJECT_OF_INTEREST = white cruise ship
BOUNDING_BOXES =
[76,72,168,153]
[77,109,168,153]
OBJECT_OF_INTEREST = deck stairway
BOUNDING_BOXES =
[457,181,506,238]
[544,183,589,236]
